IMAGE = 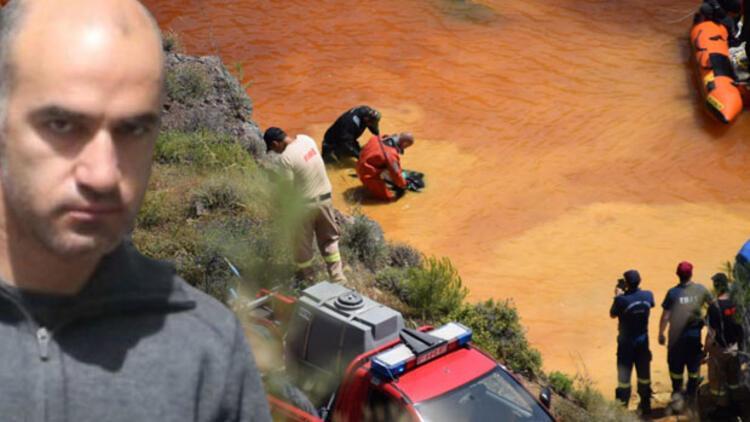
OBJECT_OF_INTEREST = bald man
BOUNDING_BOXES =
[0,1,270,421]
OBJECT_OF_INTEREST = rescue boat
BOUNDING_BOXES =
[690,19,744,123]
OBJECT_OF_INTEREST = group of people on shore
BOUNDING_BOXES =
[611,261,744,418]
[262,105,422,283]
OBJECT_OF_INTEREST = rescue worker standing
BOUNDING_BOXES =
[609,270,655,414]
[705,272,744,417]
[658,261,717,405]
[321,105,381,163]
[356,133,415,201]
[264,127,346,283]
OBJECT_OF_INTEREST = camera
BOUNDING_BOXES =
[616,278,627,291]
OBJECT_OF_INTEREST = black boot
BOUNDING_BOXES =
[615,387,631,407]
[638,384,652,416]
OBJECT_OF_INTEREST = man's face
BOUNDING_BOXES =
[0,21,163,258]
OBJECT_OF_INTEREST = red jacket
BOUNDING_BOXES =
[356,135,406,188]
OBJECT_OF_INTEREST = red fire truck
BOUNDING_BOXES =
[243,281,555,422]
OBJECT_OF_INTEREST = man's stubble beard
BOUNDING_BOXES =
[0,155,129,259]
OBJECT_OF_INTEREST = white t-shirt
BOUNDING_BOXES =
[272,134,332,200]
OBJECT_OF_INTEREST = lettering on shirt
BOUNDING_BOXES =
[678,295,699,305]
[303,148,317,162]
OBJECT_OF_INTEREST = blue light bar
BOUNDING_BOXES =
[430,322,472,346]
[370,322,473,379]
[371,344,413,379]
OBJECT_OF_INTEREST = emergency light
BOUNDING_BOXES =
[370,322,472,379]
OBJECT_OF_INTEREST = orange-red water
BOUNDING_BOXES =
[146,0,750,397]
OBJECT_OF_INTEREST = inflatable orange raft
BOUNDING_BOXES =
[690,20,745,123]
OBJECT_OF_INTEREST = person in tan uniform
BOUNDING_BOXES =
[264,127,346,283]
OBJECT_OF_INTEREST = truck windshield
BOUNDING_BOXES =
[414,367,553,422]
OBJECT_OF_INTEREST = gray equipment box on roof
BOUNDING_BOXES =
[285,281,404,379]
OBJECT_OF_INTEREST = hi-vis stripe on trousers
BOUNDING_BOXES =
[294,201,346,282]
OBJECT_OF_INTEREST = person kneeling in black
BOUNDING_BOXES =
[321,105,381,163]
[610,270,655,415]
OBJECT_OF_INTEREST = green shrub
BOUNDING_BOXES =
[563,376,639,422]
[189,174,258,217]
[340,214,389,271]
[155,130,255,169]
[446,299,541,377]
[199,218,294,292]
[133,222,211,293]
[551,397,591,421]
[166,62,210,103]
[387,242,422,268]
[548,371,573,397]
[402,256,467,320]
[374,266,410,301]
[137,190,182,228]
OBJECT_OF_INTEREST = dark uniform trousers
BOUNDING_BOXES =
[706,338,742,406]
[667,332,703,397]
[321,138,361,162]
[616,334,652,407]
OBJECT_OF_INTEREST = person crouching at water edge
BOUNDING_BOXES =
[321,105,381,163]
[356,133,422,201]
[264,127,346,283]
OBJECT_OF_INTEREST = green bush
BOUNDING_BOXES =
[189,174,259,217]
[340,214,389,271]
[561,376,639,422]
[374,266,409,302]
[133,222,212,293]
[402,256,467,320]
[137,190,183,228]
[199,218,294,292]
[166,62,210,103]
[548,371,573,397]
[155,130,255,170]
[446,299,541,377]
[387,242,422,268]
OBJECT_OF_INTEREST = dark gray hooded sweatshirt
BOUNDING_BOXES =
[0,242,271,422]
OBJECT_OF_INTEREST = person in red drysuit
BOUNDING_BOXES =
[356,133,415,201]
